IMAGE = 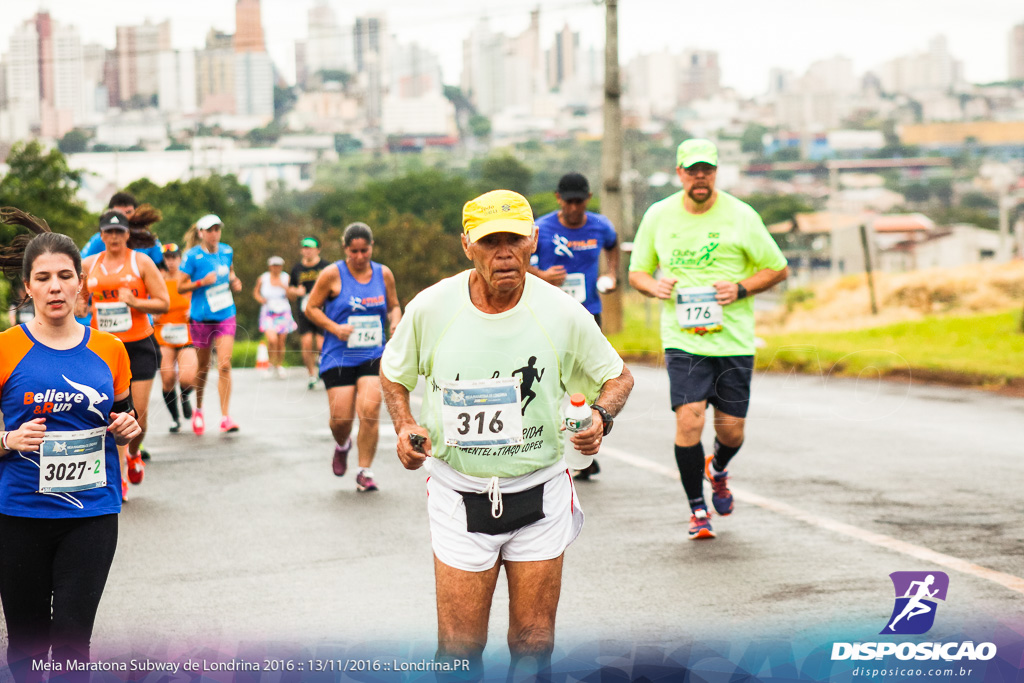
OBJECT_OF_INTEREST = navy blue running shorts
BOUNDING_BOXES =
[665,348,754,418]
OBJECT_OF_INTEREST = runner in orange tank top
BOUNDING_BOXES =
[79,211,169,493]
[154,243,198,433]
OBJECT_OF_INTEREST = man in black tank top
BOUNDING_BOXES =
[287,237,328,390]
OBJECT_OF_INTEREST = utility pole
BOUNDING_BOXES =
[859,224,878,315]
[599,0,624,334]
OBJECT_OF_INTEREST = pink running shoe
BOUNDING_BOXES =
[192,409,205,436]
[332,438,352,477]
[220,416,240,433]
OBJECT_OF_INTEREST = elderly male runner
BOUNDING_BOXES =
[381,190,633,677]
[629,139,788,540]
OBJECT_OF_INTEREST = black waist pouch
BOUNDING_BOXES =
[460,483,546,535]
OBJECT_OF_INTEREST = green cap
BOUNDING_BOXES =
[301,237,320,248]
[676,139,718,168]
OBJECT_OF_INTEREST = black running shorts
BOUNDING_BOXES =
[320,358,381,389]
[123,335,160,382]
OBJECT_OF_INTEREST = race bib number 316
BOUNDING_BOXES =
[441,378,524,448]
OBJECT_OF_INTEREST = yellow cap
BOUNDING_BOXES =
[462,190,535,243]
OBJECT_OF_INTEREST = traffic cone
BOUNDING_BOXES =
[255,341,270,373]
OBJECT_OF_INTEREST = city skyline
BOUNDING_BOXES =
[3,0,1023,97]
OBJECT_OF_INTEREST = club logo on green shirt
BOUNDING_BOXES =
[669,242,719,269]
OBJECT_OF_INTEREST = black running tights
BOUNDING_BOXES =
[0,513,118,683]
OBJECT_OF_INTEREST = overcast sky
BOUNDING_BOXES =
[5,0,1024,96]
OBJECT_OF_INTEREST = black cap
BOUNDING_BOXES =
[99,210,129,231]
[557,173,590,201]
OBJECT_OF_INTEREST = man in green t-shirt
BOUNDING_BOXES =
[381,190,633,678]
[628,139,788,541]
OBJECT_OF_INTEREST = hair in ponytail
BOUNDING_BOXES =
[126,203,161,249]
[183,223,200,250]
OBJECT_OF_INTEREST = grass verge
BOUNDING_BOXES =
[607,296,1024,389]
[756,309,1024,387]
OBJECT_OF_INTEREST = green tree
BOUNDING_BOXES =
[310,169,479,235]
[478,154,532,196]
[468,114,491,139]
[371,213,467,307]
[904,184,931,203]
[960,192,997,210]
[58,129,89,155]
[0,141,93,245]
[334,134,362,154]
[527,192,560,218]
[741,193,814,227]
[124,174,259,246]
[246,120,285,146]
[443,85,476,116]
[740,123,769,155]
[274,85,297,119]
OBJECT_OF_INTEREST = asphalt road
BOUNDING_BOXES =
[6,363,1023,677]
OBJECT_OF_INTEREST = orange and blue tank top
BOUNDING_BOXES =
[0,325,131,517]
[87,249,153,342]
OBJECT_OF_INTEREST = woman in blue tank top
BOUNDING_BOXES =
[305,223,401,492]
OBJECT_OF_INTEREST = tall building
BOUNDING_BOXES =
[384,40,454,136]
[354,15,385,75]
[235,51,273,118]
[196,30,235,114]
[47,20,85,132]
[875,35,964,94]
[158,49,198,114]
[294,41,308,89]
[547,22,578,92]
[235,0,266,53]
[82,44,109,117]
[678,50,721,103]
[1,12,85,139]
[1010,22,1024,81]
[115,20,171,105]
[462,12,543,118]
[354,14,387,138]
[390,42,441,98]
[234,0,273,119]
[624,51,679,120]
[306,1,354,80]
[461,20,505,117]
[3,27,41,137]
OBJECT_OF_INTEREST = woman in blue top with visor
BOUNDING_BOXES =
[0,210,140,682]
[177,214,243,435]
[304,222,401,492]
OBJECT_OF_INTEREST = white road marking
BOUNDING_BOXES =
[600,444,1024,596]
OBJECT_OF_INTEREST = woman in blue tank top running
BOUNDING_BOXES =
[304,223,401,492]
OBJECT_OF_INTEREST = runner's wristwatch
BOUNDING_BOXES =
[591,404,613,436]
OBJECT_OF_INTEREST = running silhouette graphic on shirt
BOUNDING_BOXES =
[62,376,109,421]
[552,234,574,258]
[882,571,949,635]
[512,357,545,415]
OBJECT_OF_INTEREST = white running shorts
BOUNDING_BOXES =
[425,462,585,573]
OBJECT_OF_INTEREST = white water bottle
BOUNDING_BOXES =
[563,393,594,470]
